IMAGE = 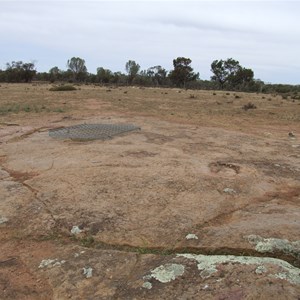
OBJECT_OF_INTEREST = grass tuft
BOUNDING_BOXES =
[49,85,77,91]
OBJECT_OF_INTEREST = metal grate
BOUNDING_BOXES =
[49,123,141,140]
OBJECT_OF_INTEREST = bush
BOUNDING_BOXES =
[243,102,257,111]
[291,95,300,100]
[49,85,76,91]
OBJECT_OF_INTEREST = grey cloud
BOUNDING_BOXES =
[0,1,299,84]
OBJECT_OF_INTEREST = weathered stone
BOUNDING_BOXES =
[185,233,198,240]
[1,86,300,299]
[83,267,93,278]
[148,263,185,283]
[70,226,83,235]
[247,235,300,258]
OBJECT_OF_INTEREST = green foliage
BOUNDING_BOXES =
[0,103,64,115]
[49,66,63,83]
[2,56,299,94]
[135,247,173,255]
[146,65,168,86]
[211,58,254,90]
[97,67,113,84]
[67,57,87,82]
[49,85,77,91]
[80,236,95,247]
[4,61,36,83]
[125,60,140,84]
[169,57,199,87]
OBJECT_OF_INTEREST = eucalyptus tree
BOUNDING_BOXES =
[67,57,87,82]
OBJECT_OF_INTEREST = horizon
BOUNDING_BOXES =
[1,1,299,85]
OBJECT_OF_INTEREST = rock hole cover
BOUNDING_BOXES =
[49,123,141,140]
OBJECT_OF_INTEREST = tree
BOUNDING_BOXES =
[169,57,199,88]
[67,57,87,82]
[97,67,113,84]
[22,62,36,82]
[146,65,167,86]
[125,60,140,84]
[5,61,36,82]
[228,67,254,88]
[49,66,62,82]
[0,69,6,82]
[210,58,254,90]
[111,72,127,85]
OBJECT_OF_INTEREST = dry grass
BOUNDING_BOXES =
[0,83,299,131]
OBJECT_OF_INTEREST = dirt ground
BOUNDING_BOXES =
[0,83,300,299]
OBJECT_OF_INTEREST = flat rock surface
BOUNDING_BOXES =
[0,85,299,299]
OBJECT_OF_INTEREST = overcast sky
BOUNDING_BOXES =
[1,0,299,84]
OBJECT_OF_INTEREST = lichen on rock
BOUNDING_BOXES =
[177,254,300,284]
[0,216,9,224]
[71,226,83,235]
[185,233,198,240]
[145,263,185,284]
[142,282,152,289]
[246,235,300,258]
[38,258,66,269]
[83,267,93,278]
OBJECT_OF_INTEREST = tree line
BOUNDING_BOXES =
[0,57,299,94]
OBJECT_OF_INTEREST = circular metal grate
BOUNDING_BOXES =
[49,123,140,140]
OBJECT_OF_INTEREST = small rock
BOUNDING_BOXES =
[71,226,83,235]
[83,267,93,278]
[288,132,295,138]
[223,188,237,194]
[39,259,65,269]
[186,233,198,240]
[256,265,267,274]
[0,216,9,224]
[74,250,85,258]
[142,282,152,289]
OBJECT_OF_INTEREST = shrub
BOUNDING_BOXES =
[235,95,241,99]
[291,95,300,100]
[49,85,77,91]
[243,102,257,111]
